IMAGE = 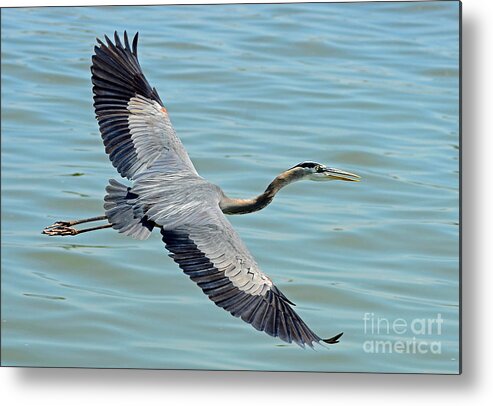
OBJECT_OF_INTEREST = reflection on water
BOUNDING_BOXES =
[1,2,459,373]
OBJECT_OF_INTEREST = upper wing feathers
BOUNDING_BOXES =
[91,31,196,179]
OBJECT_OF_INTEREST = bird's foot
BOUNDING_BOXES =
[42,222,79,236]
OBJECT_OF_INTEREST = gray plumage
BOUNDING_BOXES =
[44,31,361,348]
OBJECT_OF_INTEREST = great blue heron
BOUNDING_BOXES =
[43,32,360,348]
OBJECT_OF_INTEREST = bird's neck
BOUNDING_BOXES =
[219,169,304,215]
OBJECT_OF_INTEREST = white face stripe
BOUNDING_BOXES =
[290,161,323,171]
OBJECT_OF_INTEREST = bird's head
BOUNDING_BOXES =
[289,161,360,182]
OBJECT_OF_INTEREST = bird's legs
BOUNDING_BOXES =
[43,215,112,236]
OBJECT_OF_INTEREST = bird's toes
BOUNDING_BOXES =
[51,220,74,227]
[42,225,78,236]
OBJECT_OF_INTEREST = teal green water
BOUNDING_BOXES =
[1,2,459,373]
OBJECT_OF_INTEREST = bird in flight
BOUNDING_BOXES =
[43,31,360,348]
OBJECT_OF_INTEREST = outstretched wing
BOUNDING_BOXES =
[133,176,342,347]
[91,31,196,180]
[161,216,342,348]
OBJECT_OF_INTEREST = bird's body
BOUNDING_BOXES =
[44,32,359,348]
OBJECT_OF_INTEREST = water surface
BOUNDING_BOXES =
[1,2,459,373]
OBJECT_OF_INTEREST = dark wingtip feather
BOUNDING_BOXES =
[322,332,343,344]
[114,31,123,48]
[132,32,139,56]
[124,30,131,50]
[104,34,112,47]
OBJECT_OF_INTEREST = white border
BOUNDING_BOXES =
[2,0,492,404]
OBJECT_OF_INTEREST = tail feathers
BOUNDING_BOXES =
[104,179,153,240]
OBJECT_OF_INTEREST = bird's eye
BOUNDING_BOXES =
[316,165,325,173]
